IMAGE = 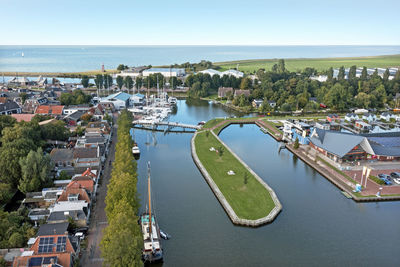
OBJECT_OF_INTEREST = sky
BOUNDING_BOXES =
[1,0,399,45]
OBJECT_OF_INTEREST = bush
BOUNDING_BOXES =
[294,137,300,149]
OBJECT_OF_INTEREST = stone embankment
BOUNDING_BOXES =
[191,131,282,227]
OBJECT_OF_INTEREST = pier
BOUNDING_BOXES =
[132,120,202,132]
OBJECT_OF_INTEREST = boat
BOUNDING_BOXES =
[160,230,171,240]
[141,162,163,264]
[132,144,140,155]
[168,97,177,105]
[21,52,24,57]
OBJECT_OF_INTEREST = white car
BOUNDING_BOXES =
[393,178,400,185]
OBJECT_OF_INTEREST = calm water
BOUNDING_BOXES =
[133,100,399,266]
[1,45,400,72]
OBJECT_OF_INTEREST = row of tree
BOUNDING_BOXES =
[100,110,143,266]
[60,89,92,106]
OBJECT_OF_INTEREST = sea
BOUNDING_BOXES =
[1,45,400,73]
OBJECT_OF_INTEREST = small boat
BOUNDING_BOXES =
[141,162,163,263]
[160,230,171,240]
[168,97,177,105]
[21,52,24,57]
[132,144,140,155]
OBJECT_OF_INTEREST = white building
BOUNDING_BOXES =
[345,113,359,122]
[142,68,186,77]
[362,113,377,123]
[198,69,222,77]
[380,112,395,122]
[221,69,244,78]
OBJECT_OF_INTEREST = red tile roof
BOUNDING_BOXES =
[11,114,36,122]
[35,105,64,115]
[57,187,91,203]
[68,179,94,193]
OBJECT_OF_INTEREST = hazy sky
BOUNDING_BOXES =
[1,0,399,45]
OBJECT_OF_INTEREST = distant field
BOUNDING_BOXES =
[214,54,400,73]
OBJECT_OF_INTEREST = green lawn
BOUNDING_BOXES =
[214,54,400,73]
[194,131,275,220]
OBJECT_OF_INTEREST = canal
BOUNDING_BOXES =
[133,100,400,266]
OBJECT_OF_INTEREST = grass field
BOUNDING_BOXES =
[214,54,400,73]
[194,131,275,220]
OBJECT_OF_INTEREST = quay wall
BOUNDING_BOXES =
[191,131,282,227]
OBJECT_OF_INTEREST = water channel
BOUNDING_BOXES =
[133,100,400,266]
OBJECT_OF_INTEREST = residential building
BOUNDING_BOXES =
[0,100,21,114]
[252,99,263,108]
[35,105,64,116]
[234,89,250,98]
[218,87,233,98]
[326,114,340,122]
[50,149,74,172]
[73,147,101,168]
[362,113,377,123]
[11,113,35,122]
[380,112,395,122]
[344,113,359,122]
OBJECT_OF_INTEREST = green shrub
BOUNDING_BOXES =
[370,175,385,185]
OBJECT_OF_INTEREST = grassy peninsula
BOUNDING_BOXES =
[194,130,275,220]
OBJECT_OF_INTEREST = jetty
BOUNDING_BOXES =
[133,120,202,132]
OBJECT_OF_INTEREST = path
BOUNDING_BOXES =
[80,113,118,267]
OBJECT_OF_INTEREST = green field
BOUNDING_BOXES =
[194,131,275,220]
[214,54,400,73]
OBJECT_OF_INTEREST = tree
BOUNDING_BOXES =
[338,66,345,80]
[94,74,104,90]
[81,113,93,123]
[294,137,299,149]
[0,116,16,138]
[19,93,28,104]
[116,76,124,90]
[124,76,133,92]
[40,120,69,141]
[18,147,53,194]
[135,77,143,90]
[81,75,89,88]
[218,146,224,157]
[327,67,333,81]
[361,67,368,80]
[8,232,24,248]
[348,65,357,81]
[243,173,249,185]
[117,64,128,71]
[383,68,390,81]
[240,77,251,89]
[277,59,286,73]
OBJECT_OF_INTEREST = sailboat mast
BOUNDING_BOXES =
[148,162,152,238]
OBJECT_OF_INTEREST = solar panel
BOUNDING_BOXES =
[28,257,43,267]
[38,244,53,253]
[56,244,66,252]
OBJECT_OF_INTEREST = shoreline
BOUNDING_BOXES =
[1,54,399,77]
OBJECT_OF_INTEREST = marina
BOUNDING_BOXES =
[133,100,400,266]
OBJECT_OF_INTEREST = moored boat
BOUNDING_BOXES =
[141,162,163,263]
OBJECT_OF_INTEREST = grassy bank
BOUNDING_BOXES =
[194,131,275,220]
[214,54,400,73]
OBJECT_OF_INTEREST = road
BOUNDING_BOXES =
[81,115,118,267]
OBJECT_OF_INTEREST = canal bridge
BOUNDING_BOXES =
[132,120,202,133]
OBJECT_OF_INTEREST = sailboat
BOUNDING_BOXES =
[141,162,163,263]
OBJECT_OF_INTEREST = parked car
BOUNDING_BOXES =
[390,172,400,178]
[381,178,392,185]
[393,178,400,185]
[378,174,391,179]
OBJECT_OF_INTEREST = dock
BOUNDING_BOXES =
[133,120,202,132]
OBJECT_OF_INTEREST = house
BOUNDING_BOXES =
[64,110,85,126]
[362,113,377,123]
[22,97,48,113]
[36,222,69,236]
[326,114,340,122]
[62,105,90,115]
[47,210,88,228]
[35,105,64,116]
[100,92,131,110]
[28,209,50,221]
[345,113,359,122]
[380,112,395,122]
[68,179,94,196]
[252,99,263,108]
[86,121,111,136]
[87,104,105,120]
[315,122,330,130]
[13,223,78,267]
[233,89,250,98]
[355,121,372,131]
[218,87,233,98]
[50,149,74,172]
[0,100,21,115]
[11,113,36,122]
[73,147,101,168]
[22,188,64,210]
[268,100,277,108]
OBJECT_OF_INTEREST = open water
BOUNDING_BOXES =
[133,100,400,266]
[1,45,400,72]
